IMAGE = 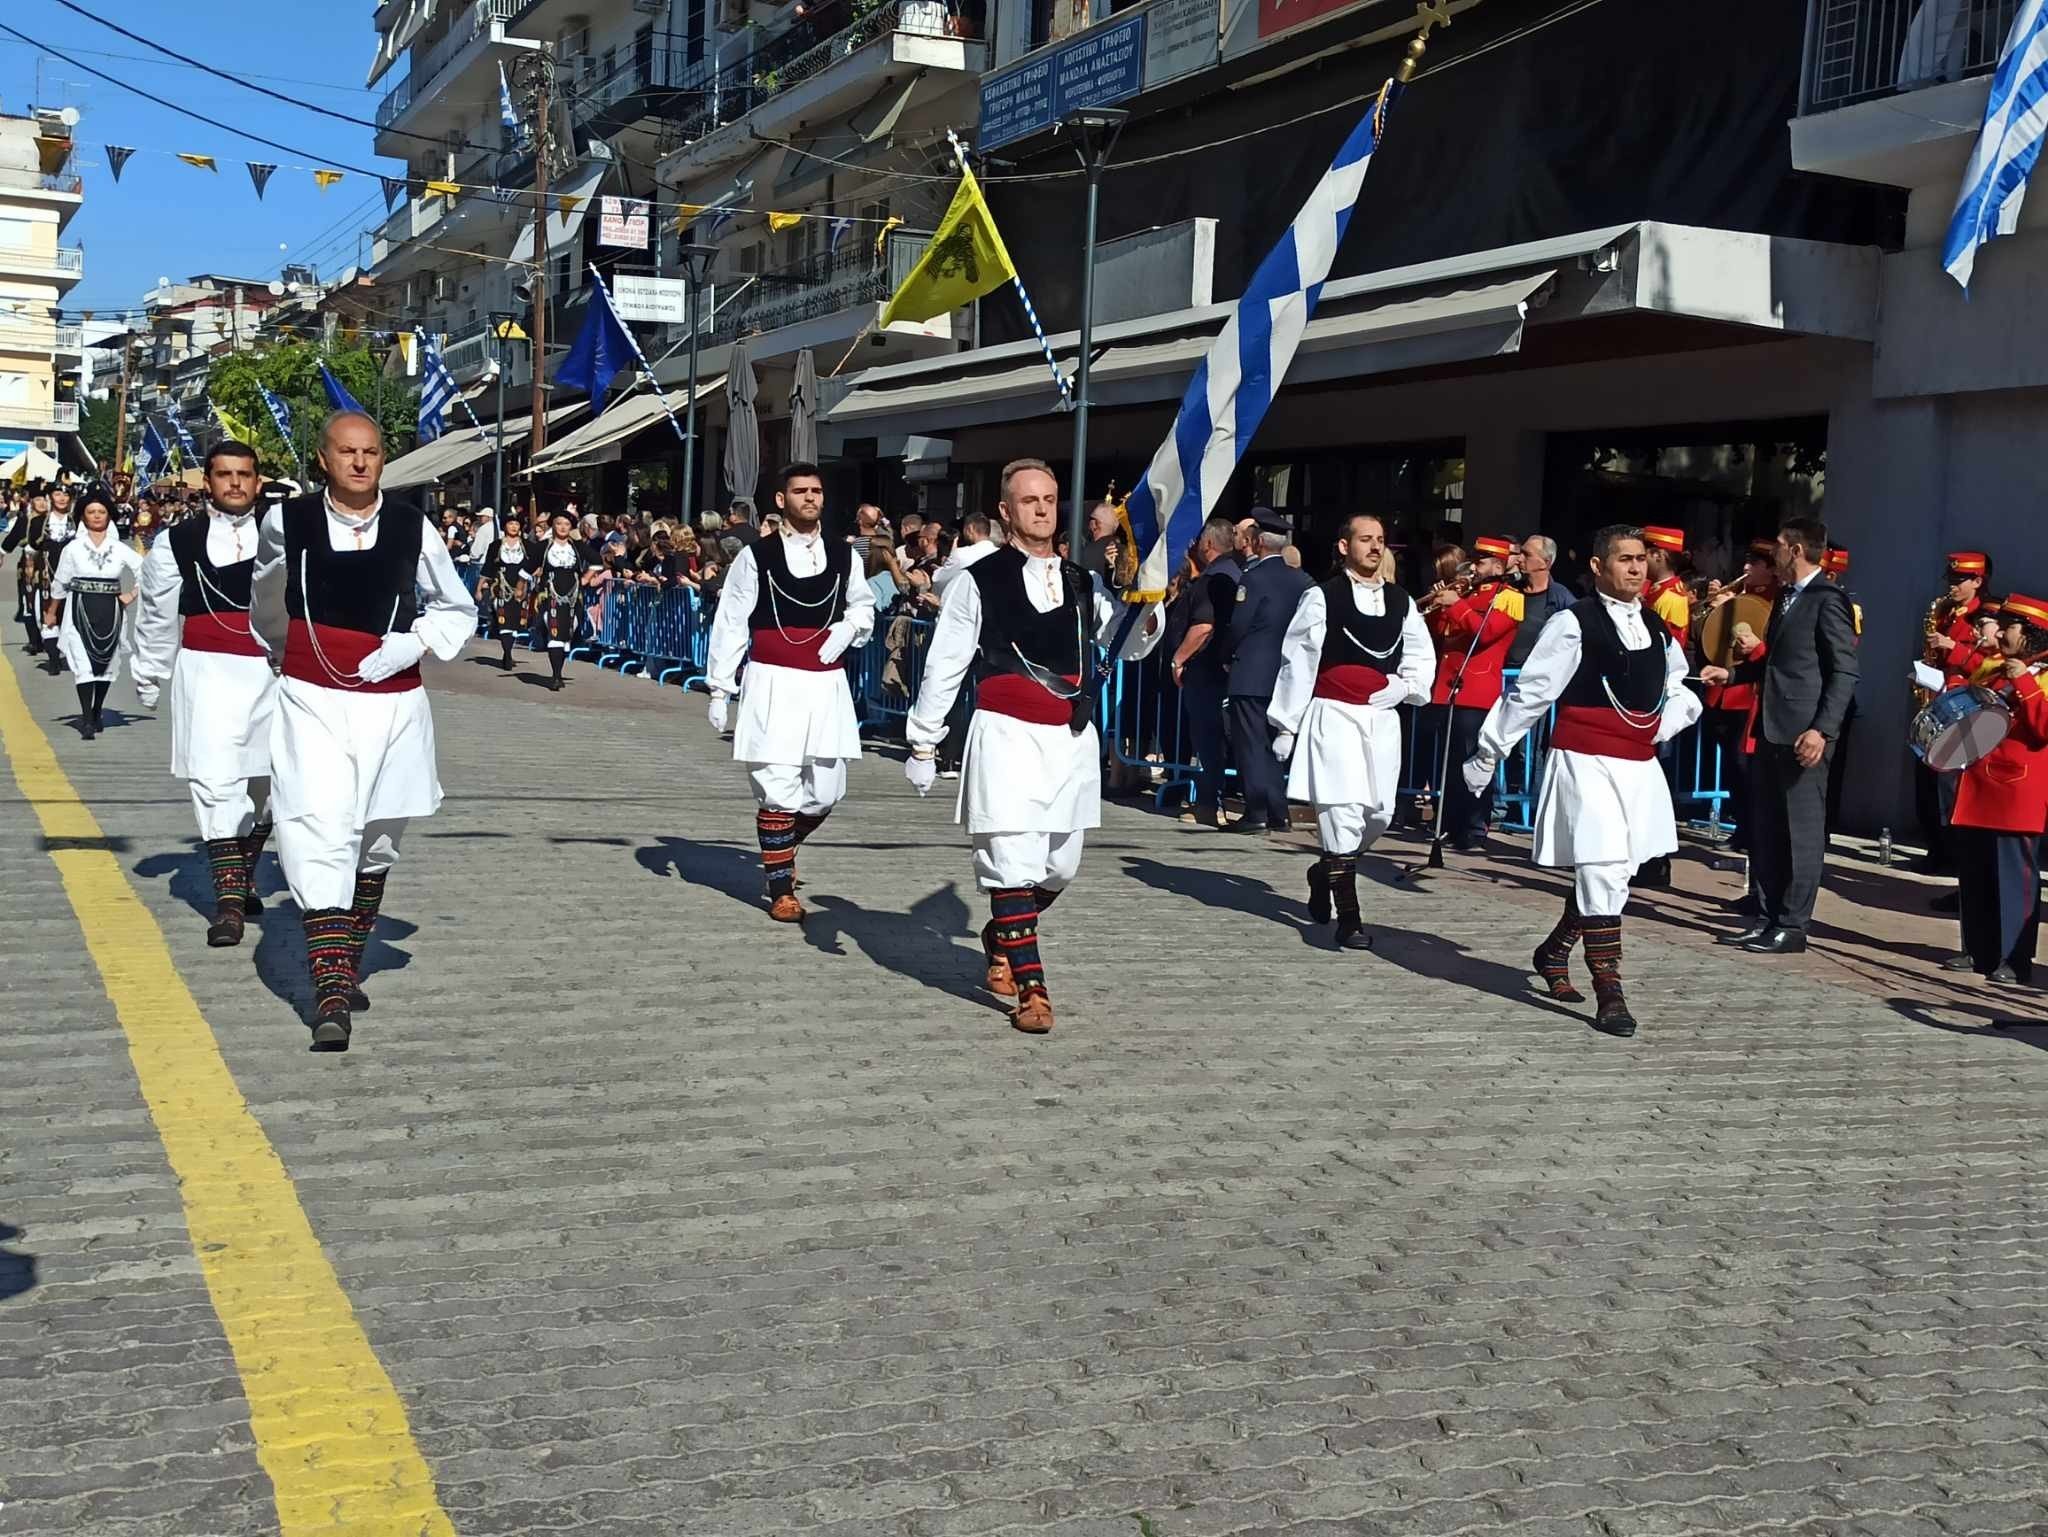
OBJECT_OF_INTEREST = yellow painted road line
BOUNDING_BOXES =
[0,658,455,1537]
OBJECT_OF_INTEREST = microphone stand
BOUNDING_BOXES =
[1403,581,1509,881]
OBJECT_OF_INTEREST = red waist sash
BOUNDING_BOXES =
[182,611,265,657]
[749,626,836,672]
[1313,664,1391,706]
[977,672,1080,726]
[282,619,420,693]
[1549,703,1659,761]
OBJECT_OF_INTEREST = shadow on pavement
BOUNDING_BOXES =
[0,1222,35,1301]
[1890,995,2048,1050]
[799,882,1000,1014]
[636,833,765,911]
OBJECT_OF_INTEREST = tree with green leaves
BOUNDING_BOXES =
[78,395,120,471]
[207,339,418,480]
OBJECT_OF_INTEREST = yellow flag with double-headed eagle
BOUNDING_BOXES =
[878,165,1016,328]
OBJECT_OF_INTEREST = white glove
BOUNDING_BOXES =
[40,625,58,640]
[1462,754,1499,796]
[355,632,427,684]
[707,692,730,733]
[905,752,938,797]
[815,620,860,666]
[134,681,159,710]
[1272,732,1296,761]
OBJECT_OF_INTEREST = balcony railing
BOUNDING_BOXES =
[1803,0,2025,113]
[0,318,83,352]
[0,246,85,277]
[0,400,80,432]
[729,226,930,337]
[654,0,964,154]
[0,166,83,196]
[376,0,526,129]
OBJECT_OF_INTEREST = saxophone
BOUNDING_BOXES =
[1912,595,1949,710]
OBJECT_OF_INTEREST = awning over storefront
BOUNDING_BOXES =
[822,222,1881,443]
[524,379,725,473]
[382,401,589,491]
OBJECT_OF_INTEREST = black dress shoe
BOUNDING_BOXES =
[1989,963,2021,985]
[1716,924,1770,947]
[1333,918,1374,951]
[1742,927,1809,954]
[1939,951,1976,973]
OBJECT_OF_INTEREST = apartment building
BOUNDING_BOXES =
[0,103,85,477]
[120,275,282,447]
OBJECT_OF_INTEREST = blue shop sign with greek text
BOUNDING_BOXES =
[979,12,1148,152]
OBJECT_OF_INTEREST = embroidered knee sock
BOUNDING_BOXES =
[792,809,830,847]
[1326,852,1361,922]
[990,887,1046,1004]
[204,838,249,912]
[758,808,798,897]
[303,908,358,1010]
[349,869,389,980]
[1581,916,1624,1000]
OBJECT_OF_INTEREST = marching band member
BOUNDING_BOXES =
[45,486,142,738]
[1642,526,1692,644]
[480,512,531,670]
[1915,551,1990,871]
[1819,543,1865,842]
[704,461,874,923]
[1418,538,1522,852]
[129,441,279,948]
[904,459,1162,1035]
[1463,525,1702,1038]
[1700,541,1778,879]
[533,510,590,691]
[1268,513,1435,949]
[1946,592,2048,984]
[251,411,478,1051]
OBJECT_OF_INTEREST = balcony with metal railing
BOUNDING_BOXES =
[1801,0,2022,113]
[0,245,86,282]
[0,317,83,354]
[654,0,980,170]
[0,400,80,433]
[375,0,533,140]
[1794,0,2023,191]
[0,165,84,198]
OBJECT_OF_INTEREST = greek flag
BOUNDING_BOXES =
[140,418,172,479]
[499,63,524,144]
[257,384,294,448]
[416,328,460,443]
[169,414,199,463]
[1123,91,1394,596]
[1943,0,2048,291]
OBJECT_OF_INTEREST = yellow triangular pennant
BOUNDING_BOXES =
[178,153,218,172]
[767,211,803,232]
[313,169,345,190]
[424,179,461,198]
[557,193,583,215]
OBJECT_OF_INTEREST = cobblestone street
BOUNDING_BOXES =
[4,637,2048,1537]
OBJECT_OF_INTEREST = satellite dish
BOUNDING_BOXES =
[157,275,170,287]
[59,107,80,127]
[268,280,286,296]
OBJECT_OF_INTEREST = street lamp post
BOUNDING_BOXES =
[1060,106,1127,559]
[678,242,718,521]
[488,310,514,516]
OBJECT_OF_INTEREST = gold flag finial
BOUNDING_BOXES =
[1397,1,1453,83]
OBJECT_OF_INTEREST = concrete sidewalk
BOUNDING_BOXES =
[3,635,2046,1537]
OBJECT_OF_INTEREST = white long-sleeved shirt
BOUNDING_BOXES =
[251,492,478,663]
[906,551,1161,748]
[1268,577,1436,735]
[929,538,999,594]
[130,505,266,690]
[705,526,875,695]
[1479,591,1699,760]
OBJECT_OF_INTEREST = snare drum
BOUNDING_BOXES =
[1909,685,2012,772]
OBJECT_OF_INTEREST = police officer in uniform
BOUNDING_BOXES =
[1222,509,1312,832]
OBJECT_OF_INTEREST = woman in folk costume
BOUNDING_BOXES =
[533,510,591,691]
[480,511,532,669]
[128,441,278,948]
[250,411,478,1051]
[45,485,142,738]
[1463,525,1702,1039]
[4,489,50,656]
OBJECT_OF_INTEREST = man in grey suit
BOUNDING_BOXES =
[1223,510,1313,832]
[1703,515,1860,954]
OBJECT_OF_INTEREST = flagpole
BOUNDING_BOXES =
[584,266,694,450]
[944,132,1071,411]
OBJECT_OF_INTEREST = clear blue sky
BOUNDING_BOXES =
[1,0,399,327]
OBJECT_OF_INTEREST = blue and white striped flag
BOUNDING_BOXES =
[257,384,294,448]
[1123,91,1394,596]
[169,414,198,463]
[1944,0,2048,291]
[141,418,172,479]
[415,328,460,443]
[499,63,525,144]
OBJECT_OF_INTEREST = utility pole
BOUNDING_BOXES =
[112,333,134,474]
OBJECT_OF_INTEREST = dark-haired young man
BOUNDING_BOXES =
[1702,516,1861,957]
[130,441,279,947]
[704,461,874,922]
[1465,525,1702,1038]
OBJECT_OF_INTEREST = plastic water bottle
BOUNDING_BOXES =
[1878,827,1893,867]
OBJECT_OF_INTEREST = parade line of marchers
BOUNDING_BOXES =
[7,413,1918,1051]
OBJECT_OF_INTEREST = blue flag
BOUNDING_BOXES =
[258,384,294,447]
[320,361,367,415]
[169,414,198,462]
[556,279,637,412]
[141,418,172,478]
[1943,0,2048,290]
